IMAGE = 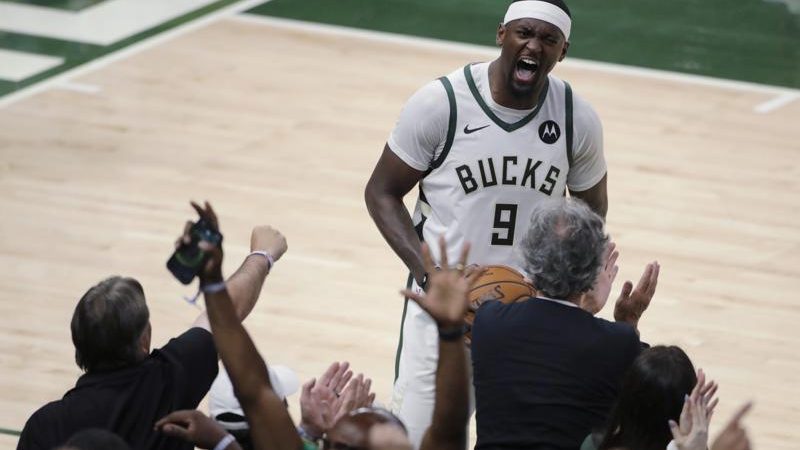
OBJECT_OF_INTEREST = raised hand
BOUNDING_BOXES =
[331,373,376,425]
[401,237,486,328]
[189,201,224,283]
[711,402,753,450]
[581,241,619,315]
[251,225,288,262]
[614,261,660,330]
[669,368,717,450]
[155,409,232,450]
[299,361,353,439]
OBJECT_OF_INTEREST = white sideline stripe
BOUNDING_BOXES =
[0,49,63,82]
[54,81,102,94]
[754,93,800,114]
[0,0,270,109]
[230,14,800,97]
[0,0,218,46]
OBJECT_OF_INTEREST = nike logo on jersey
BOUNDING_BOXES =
[463,124,490,134]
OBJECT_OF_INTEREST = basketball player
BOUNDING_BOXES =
[364,0,607,447]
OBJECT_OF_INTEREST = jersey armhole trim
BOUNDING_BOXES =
[564,81,574,168]
[430,76,457,170]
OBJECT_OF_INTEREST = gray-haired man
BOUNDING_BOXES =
[471,197,659,449]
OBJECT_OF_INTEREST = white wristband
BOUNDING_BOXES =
[213,434,236,450]
[248,250,275,270]
[201,281,227,294]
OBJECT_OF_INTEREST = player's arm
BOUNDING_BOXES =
[567,94,608,220]
[365,80,448,284]
[365,146,427,283]
[570,174,607,219]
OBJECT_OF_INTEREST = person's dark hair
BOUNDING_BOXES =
[61,428,131,450]
[598,346,698,450]
[71,276,150,372]
[512,0,572,18]
[518,198,607,299]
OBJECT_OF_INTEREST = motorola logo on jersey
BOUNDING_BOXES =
[538,121,561,144]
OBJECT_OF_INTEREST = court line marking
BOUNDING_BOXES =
[754,93,800,114]
[54,81,103,94]
[0,0,271,109]
[0,49,65,82]
[0,0,219,46]
[231,14,800,99]
[0,427,21,437]
[2,2,798,111]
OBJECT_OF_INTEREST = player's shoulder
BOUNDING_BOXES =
[557,78,601,126]
[404,78,451,117]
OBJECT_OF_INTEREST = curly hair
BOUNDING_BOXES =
[518,198,607,299]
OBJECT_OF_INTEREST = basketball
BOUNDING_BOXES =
[464,265,536,344]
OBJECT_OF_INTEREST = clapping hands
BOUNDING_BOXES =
[299,361,375,440]
[669,369,719,450]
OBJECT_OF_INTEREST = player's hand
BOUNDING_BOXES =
[710,402,753,450]
[581,242,619,315]
[251,225,288,262]
[401,237,486,329]
[155,409,230,450]
[613,261,660,329]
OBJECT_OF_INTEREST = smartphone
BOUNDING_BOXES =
[167,219,223,284]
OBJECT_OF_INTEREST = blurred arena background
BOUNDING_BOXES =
[1,0,798,448]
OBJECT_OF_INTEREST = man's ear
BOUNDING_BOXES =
[496,23,506,46]
[559,41,570,62]
[139,322,152,356]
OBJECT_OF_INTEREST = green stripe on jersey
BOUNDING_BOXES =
[464,64,549,132]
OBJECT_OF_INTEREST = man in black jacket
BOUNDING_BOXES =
[18,202,287,450]
[472,197,659,449]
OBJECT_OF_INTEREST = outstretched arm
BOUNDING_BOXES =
[191,202,301,450]
[365,145,427,284]
[403,238,485,450]
[193,225,286,330]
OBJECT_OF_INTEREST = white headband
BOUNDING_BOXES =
[503,1,572,41]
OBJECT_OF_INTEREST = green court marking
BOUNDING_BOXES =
[0,0,244,98]
[0,32,102,58]
[0,427,21,437]
[1,0,108,12]
[248,0,800,89]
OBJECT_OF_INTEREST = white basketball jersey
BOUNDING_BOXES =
[412,64,575,270]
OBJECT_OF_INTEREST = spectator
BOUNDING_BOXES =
[18,201,284,450]
[160,234,480,450]
[471,197,660,449]
[583,346,718,450]
[209,364,300,450]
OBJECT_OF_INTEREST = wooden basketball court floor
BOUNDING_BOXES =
[1,14,799,449]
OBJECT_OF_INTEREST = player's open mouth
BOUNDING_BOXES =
[515,57,538,83]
